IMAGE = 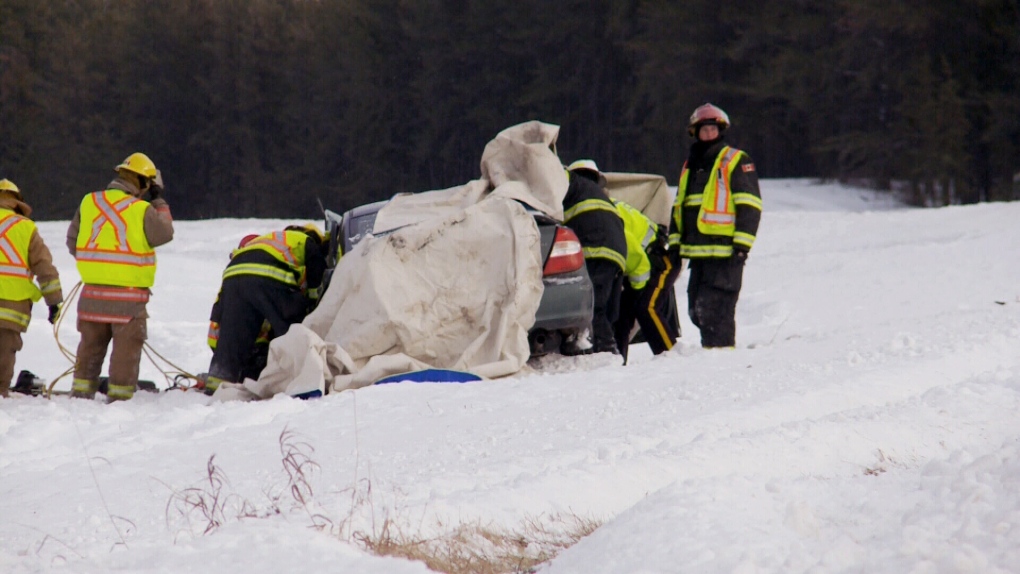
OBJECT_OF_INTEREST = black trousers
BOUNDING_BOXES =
[209,275,309,383]
[614,250,683,363]
[687,256,744,348]
[586,259,623,354]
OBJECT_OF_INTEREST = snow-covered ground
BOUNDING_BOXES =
[2,179,1018,573]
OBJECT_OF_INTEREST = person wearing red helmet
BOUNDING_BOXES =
[201,224,327,394]
[203,234,273,387]
[668,104,762,348]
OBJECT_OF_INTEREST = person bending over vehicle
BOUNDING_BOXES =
[612,199,677,363]
[204,234,273,388]
[203,224,326,393]
[563,160,627,355]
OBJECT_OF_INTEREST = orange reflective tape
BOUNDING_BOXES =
[78,311,133,324]
[82,285,150,302]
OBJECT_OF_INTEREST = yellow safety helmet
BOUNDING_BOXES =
[287,223,326,244]
[114,153,158,179]
[0,178,21,199]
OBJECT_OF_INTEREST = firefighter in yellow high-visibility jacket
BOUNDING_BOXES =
[612,199,678,363]
[66,153,174,401]
[0,179,63,397]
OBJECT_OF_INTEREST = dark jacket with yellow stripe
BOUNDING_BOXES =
[224,231,326,297]
[562,173,627,272]
[673,139,762,258]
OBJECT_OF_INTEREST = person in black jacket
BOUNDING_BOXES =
[203,224,327,393]
[669,104,762,348]
[205,234,272,385]
[563,160,628,354]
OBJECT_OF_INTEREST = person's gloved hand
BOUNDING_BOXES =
[149,170,164,200]
[48,304,62,324]
[647,225,669,257]
[733,250,748,263]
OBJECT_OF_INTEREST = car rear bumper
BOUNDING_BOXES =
[532,267,593,332]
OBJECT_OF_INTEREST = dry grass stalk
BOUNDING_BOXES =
[165,428,602,573]
[277,426,333,530]
[356,513,602,574]
[166,426,324,538]
[165,455,262,538]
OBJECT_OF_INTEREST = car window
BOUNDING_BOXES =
[346,212,380,250]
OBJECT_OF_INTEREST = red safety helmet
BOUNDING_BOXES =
[238,234,259,248]
[230,234,260,259]
[687,103,731,137]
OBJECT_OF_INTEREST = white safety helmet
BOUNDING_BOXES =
[566,159,608,188]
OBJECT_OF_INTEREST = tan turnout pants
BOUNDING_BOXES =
[71,318,146,401]
[0,329,24,397]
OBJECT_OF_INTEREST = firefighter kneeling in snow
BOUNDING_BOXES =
[0,179,63,398]
[203,224,326,394]
[204,234,273,388]
[67,153,174,401]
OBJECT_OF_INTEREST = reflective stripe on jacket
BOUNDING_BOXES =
[563,200,627,272]
[562,172,628,273]
[0,210,43,304]
[670,145,762,257]
[223,230,310,289]
[207,319,271,350]
[613,201,655,290]
[75,190,156,287]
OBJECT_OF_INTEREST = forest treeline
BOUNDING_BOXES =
[1,0,1018,220]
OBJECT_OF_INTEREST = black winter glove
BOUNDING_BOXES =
[648,250,667,274]
[48,304,62,324]
[647,225,669,257]
[149,169,164,200]
[733,250,748,263]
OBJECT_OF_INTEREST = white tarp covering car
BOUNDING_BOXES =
[214,121,567,400]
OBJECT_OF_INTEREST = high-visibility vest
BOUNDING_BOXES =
[613,201,655,290]
[75,190,156,287]
[223,230,310,290]
[670,146,750,255]
[0,210,43,306]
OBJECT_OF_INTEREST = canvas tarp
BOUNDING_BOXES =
[604,172,675,227]
[213,121,564,401]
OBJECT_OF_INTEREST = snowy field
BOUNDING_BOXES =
[1,179,1018,573]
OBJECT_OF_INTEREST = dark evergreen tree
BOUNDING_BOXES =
[1,0,1017,218]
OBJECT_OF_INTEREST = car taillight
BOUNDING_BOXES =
[543,227,585,276]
